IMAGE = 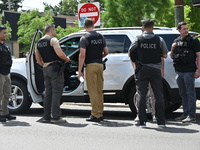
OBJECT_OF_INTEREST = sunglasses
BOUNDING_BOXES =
[0,26,7,30]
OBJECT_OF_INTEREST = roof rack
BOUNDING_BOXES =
[92,27,172,31]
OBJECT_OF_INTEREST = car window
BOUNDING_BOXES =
[60,37,80,66]
[157,34,179,51]
[104,35,131,53]
[60,37,80,56]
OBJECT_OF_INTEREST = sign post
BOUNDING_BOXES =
[78,2,100,27]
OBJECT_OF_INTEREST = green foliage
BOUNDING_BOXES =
[184,0,200,33]
[0,0,23,12]
[0,14,12,40]
[56,25,83,39]
[101,0,174,27]
[17,10,54,52]
[17,9,83,53]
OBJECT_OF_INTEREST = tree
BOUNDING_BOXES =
[0,0,23,12]
[0,14,11,39]
[17,10,54,52]
[17,9,83,53]
[184,0,200,33]
[101,0,174,27]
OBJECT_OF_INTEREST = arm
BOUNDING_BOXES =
[195,52,200,78]
[78,47,86,80]
[161,58,164,78]
[54,47,70,62]
[35,48,44,66]
[102,46,109,57]
[170,42,177,58]
[51,37,70,62]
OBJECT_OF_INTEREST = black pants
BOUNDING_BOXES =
[135,65,165,125]
[43,65,64,120]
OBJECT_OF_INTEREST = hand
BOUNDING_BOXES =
[194,70,200,78]
[171,43,177,51]
[65,57,70,62]
[78,72,84,81]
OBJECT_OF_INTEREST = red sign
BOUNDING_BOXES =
[78,2,100,27]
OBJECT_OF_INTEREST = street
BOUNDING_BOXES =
[0,102,200,150]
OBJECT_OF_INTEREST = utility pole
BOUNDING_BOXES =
[8,0,11,11]
[174,0,184,27]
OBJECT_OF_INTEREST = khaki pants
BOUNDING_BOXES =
[0,73,11,116]
[86,63,104,118]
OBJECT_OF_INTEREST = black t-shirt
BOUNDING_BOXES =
[173,35,200,72]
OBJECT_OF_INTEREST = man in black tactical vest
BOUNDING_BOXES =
[170,21,200,123]
[35,24,70,123]
[78,18,109,122]
[0,26,16,122]
[128,19,168,128]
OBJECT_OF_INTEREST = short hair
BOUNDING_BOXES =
[177,21,187,30]
[44,24,55,33]
[142,19,154,28]
[0,26,7,32]
[84,18,94,28]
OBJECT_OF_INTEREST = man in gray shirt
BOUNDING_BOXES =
[128,19,168,128]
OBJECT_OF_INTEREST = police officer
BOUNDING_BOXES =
[0,26,16,122]
[128,19,168,128]
[35,24,70,123]
[170,21,200,123]
[78,18,109,122]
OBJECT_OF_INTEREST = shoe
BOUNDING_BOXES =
[134,116,139,122]
[152,115,157,123]
[5,114,16,120]
[0,116,6,122]
[86,115,101,122]
[139,121,146,128]
[100,116,104,121]
[175,114,187,121]
[51,118,66,123]
[158,124,166,128]
[182,116,196,123]
[42,119,51,123]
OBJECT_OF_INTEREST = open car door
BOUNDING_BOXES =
[26,30,84,104]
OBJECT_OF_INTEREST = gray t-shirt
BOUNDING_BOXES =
[79,31,106,49]
[128,31,168,69]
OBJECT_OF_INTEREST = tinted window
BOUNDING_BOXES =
[104,35,131,53]
[157,34,179,51]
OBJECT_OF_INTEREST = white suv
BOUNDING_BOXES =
[9,27,200,116]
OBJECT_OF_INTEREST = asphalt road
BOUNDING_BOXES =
[0,102,200,150]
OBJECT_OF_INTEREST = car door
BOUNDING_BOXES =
[26,30,84,103]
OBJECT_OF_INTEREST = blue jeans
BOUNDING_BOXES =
[176,72,196,118]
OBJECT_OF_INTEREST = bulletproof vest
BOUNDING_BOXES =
[0,43,12,75]
[173,35,197,72]
[84,32,104,64]
[37,36,61,63]
[137,35,161,64]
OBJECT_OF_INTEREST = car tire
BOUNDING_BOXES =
[128,86,137,118]
[9,79,32,114]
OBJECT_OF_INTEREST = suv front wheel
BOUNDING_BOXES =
[8,79,32,113]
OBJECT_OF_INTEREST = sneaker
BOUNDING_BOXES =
[86,115,101,122]
[5,114,16,120]
[158,124,166,128]
[42,119,51,123]
[175,114,187,121]
[134,116,139,122]
[0,116,6,122]
[139,121,146,128]
[152,115,157,123]
[182,116,196,123]
[51,118,66,123]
